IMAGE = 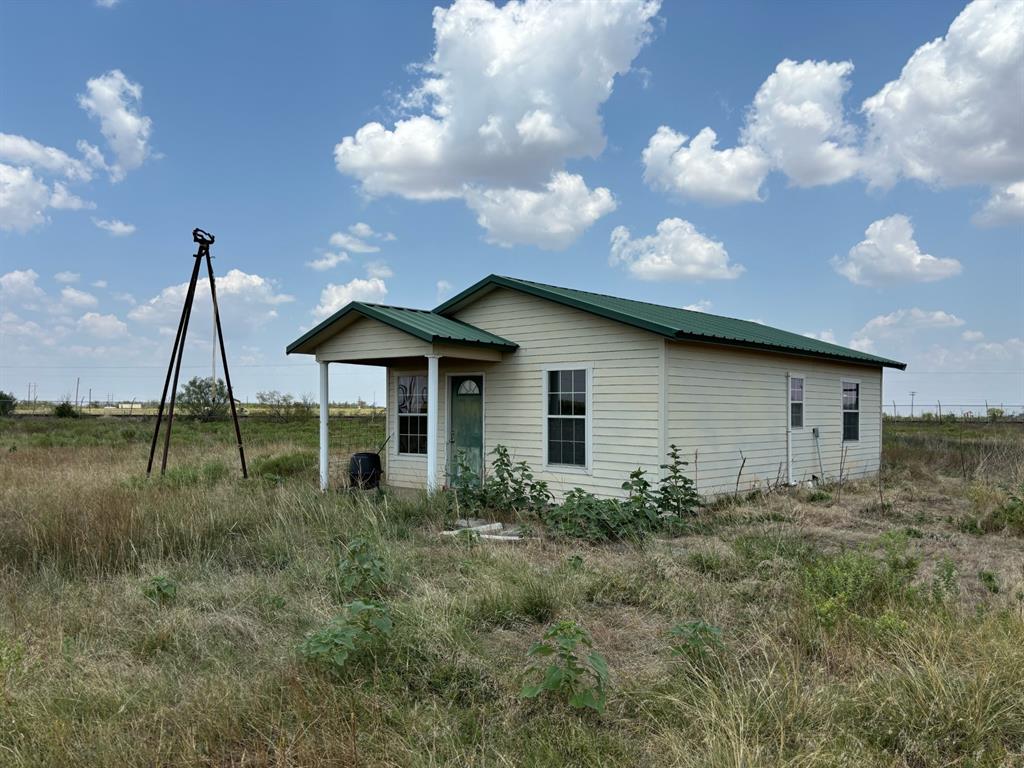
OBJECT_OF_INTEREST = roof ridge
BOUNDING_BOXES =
[356,302,437,314]
[496,275,759,326]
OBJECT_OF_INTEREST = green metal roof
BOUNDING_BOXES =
[286,301,518,355]
[435,275,906,370]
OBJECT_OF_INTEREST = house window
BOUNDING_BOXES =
[842,381,859,441]
[397,374,428,454]
[546,369,587,467]
[790,376,804,429]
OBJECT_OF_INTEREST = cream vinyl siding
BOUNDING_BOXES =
[666,341,882,495]
[315,316,431,362]
[446,287,663,498]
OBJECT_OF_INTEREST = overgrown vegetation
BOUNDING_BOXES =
[520,620,609,713]
[0,390,16,416]
[0,416,1021,766]
[177,376,230,421]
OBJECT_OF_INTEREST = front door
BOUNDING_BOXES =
[449,375,483,484]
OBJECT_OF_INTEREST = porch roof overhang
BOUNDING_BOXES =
[285,301,518,358]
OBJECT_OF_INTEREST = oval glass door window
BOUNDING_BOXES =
[457,380,480,396]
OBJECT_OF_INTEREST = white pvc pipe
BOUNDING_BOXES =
[426,354,440,491]
[319,361,329,492]
[786,372,793,486]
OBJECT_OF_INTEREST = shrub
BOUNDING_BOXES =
[298,600,393,676]
[255,390,314,421]
[53,400,78,418]
[621,467,658,525]
[251,451,317,480]
[978,570,1000,594]
[668,620,724,664]
[0,390,16,416]
[521,620,609,713]
[450,445,553,517]
[657,444,700,517]
[178,376,229,421]
[543,487,656,542]
[142,575,178,605]
[802,539,918,626]
[334,537,388,597]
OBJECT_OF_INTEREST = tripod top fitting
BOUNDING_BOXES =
[193,228,215,246]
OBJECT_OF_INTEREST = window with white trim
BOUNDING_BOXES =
[546,369,587,467]
[790,376,804,429]
[842,381,859,441]
[397,374,428,454]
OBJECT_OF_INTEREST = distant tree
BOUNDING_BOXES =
[178,376,229,421]
[0,391,16,416]
[987,407,1005,422]
[53,400,79,418]
[256,390,313,421]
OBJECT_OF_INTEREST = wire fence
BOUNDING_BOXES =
[884,402,1023,420]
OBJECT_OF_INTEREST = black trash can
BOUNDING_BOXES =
[349,452,382,489]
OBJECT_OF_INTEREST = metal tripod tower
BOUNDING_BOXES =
[147,228,248,477]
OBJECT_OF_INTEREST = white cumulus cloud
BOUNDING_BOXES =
[742,59,859,187]
[54,271,80,284]
[850,307,964,352]
[0,133,93,181]
[313,277,388,319]
[329,230,380,254]
[78,70,153,182]
[0,269,45,303]
[642,126,769,204]
[972,181,1024,227]
[333,0,659,247]
[833,214,962,286]
[60,287,99,308]
[862,0,1024,191]
[0,164,52,232]
[93,217,136,236]
[609,218,744,281]
[129,269,292,328]
[465,172,615,250]
[643,58,858,203]
[78,311,128,338]
[306,251,350,271]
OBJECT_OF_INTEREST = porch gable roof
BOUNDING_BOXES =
[286,301,518,355]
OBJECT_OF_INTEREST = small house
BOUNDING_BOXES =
[287,275,905,496]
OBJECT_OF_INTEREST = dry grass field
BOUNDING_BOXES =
[1,415,1022,767]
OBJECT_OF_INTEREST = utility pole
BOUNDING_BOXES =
[909,391,916,418]
[75,377,80,409]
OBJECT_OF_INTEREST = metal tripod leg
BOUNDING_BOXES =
[159,255,203,474]
[205,253,248,478]
[147,253,204,475]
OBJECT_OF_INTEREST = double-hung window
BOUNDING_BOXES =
[546,369,587,467]
[789,376,804,429]
[842,381,859,441]
[397,374,428,454]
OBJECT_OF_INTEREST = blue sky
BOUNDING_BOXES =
[1,0,1021,411]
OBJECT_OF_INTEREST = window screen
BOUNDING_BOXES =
[398,374,428,454]
[842,381,859,442]
[546,369,586,467]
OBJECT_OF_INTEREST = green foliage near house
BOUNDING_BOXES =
[520,620,609,713]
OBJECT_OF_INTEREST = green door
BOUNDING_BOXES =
[449,375,483,484]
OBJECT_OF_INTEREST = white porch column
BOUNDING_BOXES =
[319,361,329,491]
[426,354,441,491]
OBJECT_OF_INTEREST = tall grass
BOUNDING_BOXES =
[0,416,1022,766]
